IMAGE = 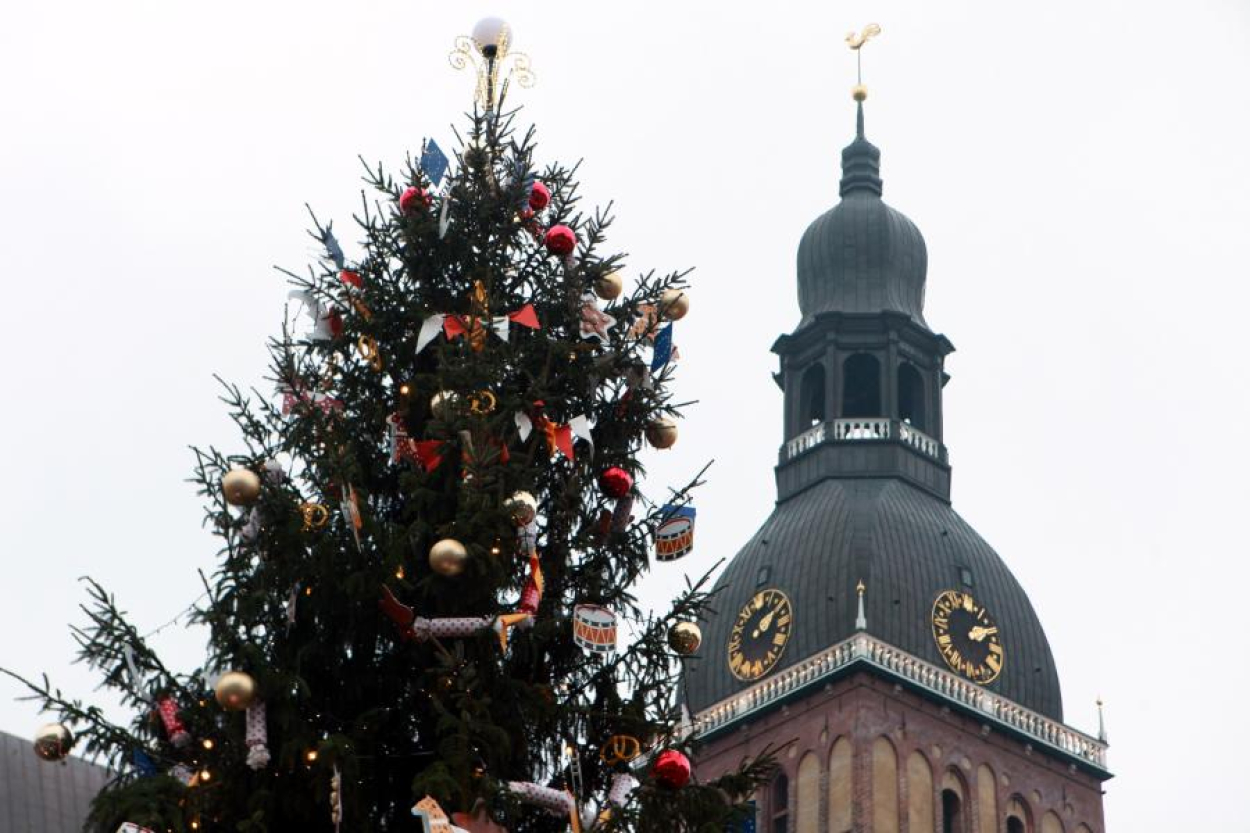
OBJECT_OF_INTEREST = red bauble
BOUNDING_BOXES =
[599,466,633,500]
[399,186,431,215]
[652,749,691,789]
[339,269,362,288]
[544,225,577,257]
[529,181,551,212]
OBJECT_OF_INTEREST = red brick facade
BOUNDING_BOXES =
[694,671,1106,833]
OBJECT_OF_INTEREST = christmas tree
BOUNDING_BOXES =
[2,19,774,833]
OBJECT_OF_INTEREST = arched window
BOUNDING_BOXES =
[1040,811,1065,833]
[871,737,900,833]
[842,354,881,418]
[1006,794,1033,833]
[795,753,820,833]
[799,364,826,427]
[976,764,997,833]
[941,789,965,833]
[828,737,853,833]
[897,362,926,430]
[770,773,789,833]
[906,751,934,833]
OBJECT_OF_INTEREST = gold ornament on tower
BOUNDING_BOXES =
[33,723,74,762]
[215,671,257,711]
[845,23,882,101]
[221,468,262,507]
[429,538,469,577]
[668,621,703,656]
[645,416,679,449]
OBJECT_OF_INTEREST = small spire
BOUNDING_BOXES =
[1096,696,1108,743]
[839,105,883,198]
[855,580,868,630]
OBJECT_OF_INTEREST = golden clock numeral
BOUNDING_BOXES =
[772,633,786,646]
[986,655,1001,672]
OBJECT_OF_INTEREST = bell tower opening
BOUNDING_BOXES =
[799,363,826,427]
[898,361,926,430]
[942,788,966,833]
[842,353,881,417]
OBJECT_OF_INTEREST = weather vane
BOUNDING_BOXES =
[449,17,536,113]
[845,23,881,102]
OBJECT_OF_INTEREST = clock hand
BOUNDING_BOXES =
[967,625,997,643]
[759,608,776,632]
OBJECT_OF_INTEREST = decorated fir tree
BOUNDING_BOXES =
[2,18,774,833]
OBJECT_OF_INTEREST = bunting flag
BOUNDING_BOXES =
[420,140,450,188]
[288,289,342,341]
[320,226,346,270]
[514,411,593,462]
[651,323,674,371]
[416,304,541,354]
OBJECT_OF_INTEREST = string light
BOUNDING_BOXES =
[305,750,319,763]
[201,739,215,750]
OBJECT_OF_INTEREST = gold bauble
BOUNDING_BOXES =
[645,416,679,450]
[430,390,459,421]
[221,468,262,507]
[33,723,74,762]
[658,288,689,321]
[668,621,702,656]
[215,671,257,711]
[594,271,624,301]
[429,538,469,577]
[505,490,538,526]
[852,84,869,102]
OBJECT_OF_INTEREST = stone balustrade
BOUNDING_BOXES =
[784,419,946,463]
[692,632,1108,772]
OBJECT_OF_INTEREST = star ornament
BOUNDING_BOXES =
[579,295,616,344]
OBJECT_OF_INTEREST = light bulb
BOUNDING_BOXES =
[471,17,510,58]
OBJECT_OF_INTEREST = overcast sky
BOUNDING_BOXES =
[2,1,1247,829]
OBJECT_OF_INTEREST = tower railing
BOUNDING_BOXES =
[784,419,946,463]
[690,631,1108,772]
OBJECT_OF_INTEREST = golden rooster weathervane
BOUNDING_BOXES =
[845,23,881,102]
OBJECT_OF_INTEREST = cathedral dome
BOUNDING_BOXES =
[682,478,1064,720]
[796,105,928,327]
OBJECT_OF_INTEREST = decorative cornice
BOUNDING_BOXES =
[690,632,1110,778]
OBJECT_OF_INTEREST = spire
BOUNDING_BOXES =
[1096,696,1108,743]
[855,580,868,630]
[839,102,883,197]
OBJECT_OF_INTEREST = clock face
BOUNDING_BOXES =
[931,590,1004,684]
[727,588,793,682]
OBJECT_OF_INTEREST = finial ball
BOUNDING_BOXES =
[852,84,868,102]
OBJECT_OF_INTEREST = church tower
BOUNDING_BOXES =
[681,63,1111,833]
